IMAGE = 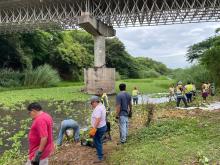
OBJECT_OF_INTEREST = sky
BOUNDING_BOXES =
[115,22,220,69]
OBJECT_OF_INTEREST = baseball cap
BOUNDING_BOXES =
[90,96,100,103]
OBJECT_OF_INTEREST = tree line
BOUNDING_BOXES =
[0,30,170,83]
[183,28,220,86]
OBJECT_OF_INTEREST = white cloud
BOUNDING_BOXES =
[115,22,220,69]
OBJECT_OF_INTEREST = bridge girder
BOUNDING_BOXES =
[0,0,219,33]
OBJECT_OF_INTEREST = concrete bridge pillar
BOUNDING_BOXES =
[78,12,116,94]
[94,35,105,67]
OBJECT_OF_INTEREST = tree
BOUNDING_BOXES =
[200,46,220,84]
[50,31,92,80]
[106,38,140,78]
[186,37,218,63]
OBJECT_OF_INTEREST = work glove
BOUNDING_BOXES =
[31,150,42,165]
[89,128,97,138]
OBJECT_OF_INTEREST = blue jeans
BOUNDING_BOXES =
[133,96,138,105]
[57,119,80,146]
[119,116,128,143]
[93,125,107,160]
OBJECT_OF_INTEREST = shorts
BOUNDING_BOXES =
[202,92,208,98]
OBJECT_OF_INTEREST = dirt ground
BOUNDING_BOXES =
[49,132,121,165]
[49,109,145,165]
[49,106,220,165]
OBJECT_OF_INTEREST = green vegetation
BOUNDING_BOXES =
[117,76,174,94]
[0,30,170,83]
[0,77,173,106]
[186,28,220,86]
[108,109,220,164]
[23,64,60,87]
[0,86,87,106]
[106,39,169,79]
[172,65,211,87]
[0,64,60,88]
[0,69,23,87]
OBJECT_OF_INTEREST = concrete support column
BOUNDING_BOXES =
[78,13,116,94]
[94,35,105,67]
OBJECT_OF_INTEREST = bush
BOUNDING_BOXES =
[0,69,24,87]
[23,64,60,87]
[115,71,121,81]
[173,65,212,87]
[139,70,160,78]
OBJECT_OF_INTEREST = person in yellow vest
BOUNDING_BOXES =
[175,81,188,107]
[98,88,111,141]
[99,88,110,112]
[168,84,175,102]
[184,81,193,103]
[132,87,139,105]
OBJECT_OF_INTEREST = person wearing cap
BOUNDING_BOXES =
[56,119,80,146]
[89,96,107,163]
[26,102,54,165]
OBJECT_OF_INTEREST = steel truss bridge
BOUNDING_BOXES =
[0,0,219,33]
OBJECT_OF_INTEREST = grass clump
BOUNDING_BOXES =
[24,64,60,87]
[117,77,174,94]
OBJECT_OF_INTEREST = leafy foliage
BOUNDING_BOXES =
[106,38,169,78]
[172,65,211,87]
[186,29,220,86]
[186,37,217,63]
[0,69,23,87]
[0,30,169,82]
[200,46,220,84]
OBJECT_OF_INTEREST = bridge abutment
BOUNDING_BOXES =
[78,12,116,94]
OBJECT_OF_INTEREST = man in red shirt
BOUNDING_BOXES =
[25,102,54,165]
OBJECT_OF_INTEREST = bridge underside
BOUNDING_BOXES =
[0,0,219,33]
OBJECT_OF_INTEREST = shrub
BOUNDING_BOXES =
[0,69,23,87]
[23,64,60,87]
[173,65,212,87]
[140,70,160,78]
[115,71,121,81]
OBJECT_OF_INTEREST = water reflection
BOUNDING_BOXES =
[137,94,169,104]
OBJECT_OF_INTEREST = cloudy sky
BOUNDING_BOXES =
[115,22,220,69]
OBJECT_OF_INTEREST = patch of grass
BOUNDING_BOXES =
[0,86,89,106]
[108,112,220,164]
[57,81,84,87]
[117,77,174,94]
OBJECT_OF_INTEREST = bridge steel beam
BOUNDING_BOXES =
[0,0,219,33]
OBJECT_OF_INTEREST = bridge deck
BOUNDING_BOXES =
[0,0,219,33]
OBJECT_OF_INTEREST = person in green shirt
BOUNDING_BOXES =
[132,87,139,105]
